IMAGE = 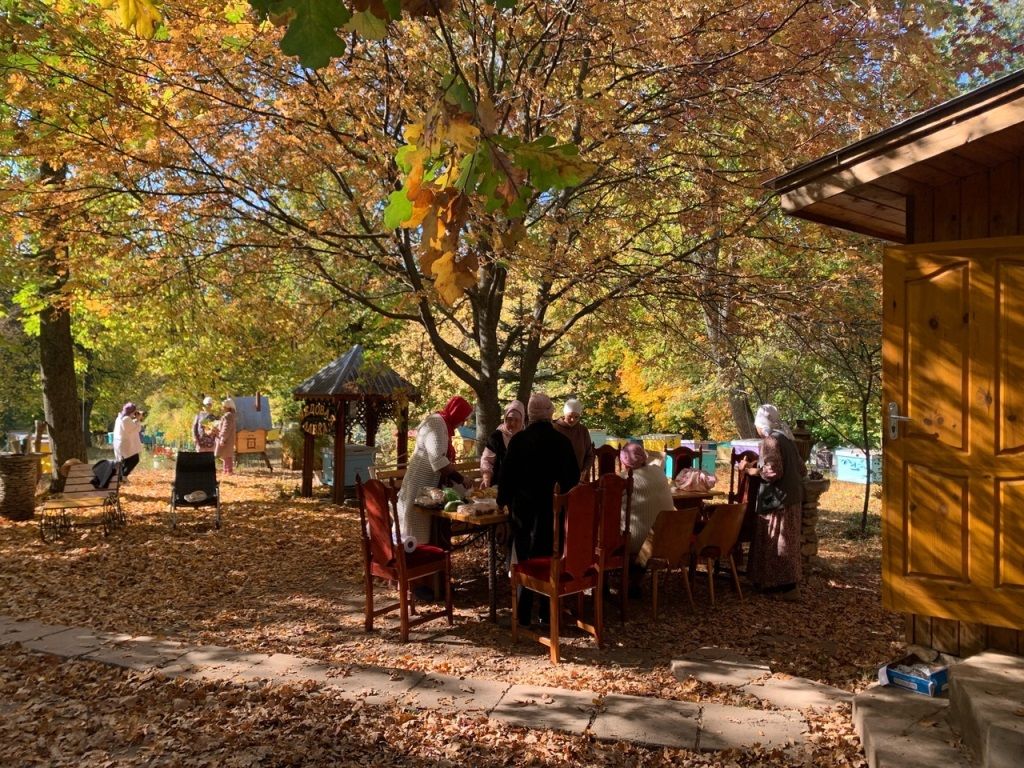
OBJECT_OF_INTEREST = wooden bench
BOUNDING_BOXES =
[39,461,126,541]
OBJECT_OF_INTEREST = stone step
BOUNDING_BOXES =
[948,651,1024,768]
[853,684,974,768]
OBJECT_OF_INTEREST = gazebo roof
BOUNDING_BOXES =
[764,69,1024,242]
[293,345,421,401]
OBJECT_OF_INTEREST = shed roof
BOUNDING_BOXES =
[293,345,420,401]
[764,70,1024,242]
[233,395,273,431]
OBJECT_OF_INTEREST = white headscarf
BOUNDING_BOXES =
[754,404,794,440]
[563,398,582,415]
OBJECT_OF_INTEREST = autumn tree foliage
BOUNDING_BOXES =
[1,0,1018,443]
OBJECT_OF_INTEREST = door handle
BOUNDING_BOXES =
[888,402,911,440]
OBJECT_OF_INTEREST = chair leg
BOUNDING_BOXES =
[681,567,695,611]
[549,595,560,664]
[729,555,744,601]
[595,578,604,649]
[511,582,519,644]
[707,558,716,607]
[365,574,374,632]
[399,582,411,643]
[620,564,628,622]
[444,561,454,625]
[652,569,660,618]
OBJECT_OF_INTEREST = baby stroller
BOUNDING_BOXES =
[170,451,221,529]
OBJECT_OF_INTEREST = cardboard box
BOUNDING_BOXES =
[878,654,952,696]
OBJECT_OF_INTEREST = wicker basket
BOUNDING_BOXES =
[0,453,40,521]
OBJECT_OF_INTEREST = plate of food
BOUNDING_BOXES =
[414,496,444,509]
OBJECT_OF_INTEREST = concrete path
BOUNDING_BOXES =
[0,616,849,754]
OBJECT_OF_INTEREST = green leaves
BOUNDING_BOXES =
[382,188,413,229]
[250,0,351,69]
[248,1,518,69]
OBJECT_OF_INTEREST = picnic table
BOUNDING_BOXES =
[671,488,725,511]
[415,502,508,622]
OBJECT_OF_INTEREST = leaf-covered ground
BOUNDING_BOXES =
[0,465,891,766]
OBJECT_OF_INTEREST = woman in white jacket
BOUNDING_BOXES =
[113,402,144,477]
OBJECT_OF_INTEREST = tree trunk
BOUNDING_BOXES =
[39,296,87,479]
[728,391,757,439]
[80,346,95,448]
[472,382,501,458]
[861,399,871,532]
[36,163,87,484]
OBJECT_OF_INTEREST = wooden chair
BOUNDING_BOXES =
[639,508,699,617]
[356,477,453,642]
[511,482,603,664]
[593,444,619,479]
[666,446,699,480]
[595,471,633,621]
[728,449,761,564]
[693,503,746,607]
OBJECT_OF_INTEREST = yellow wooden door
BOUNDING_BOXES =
[883,237,1024,630]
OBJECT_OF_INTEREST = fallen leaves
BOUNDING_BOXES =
[0,466,892,766]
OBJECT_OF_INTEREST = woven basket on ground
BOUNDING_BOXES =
[0,453,39,521]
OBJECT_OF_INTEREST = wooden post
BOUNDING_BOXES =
[301,430,313,497]
[397,404,410,466]
[365,401,379,448]
[334,400,347,506]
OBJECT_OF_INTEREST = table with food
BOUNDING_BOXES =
[413,485,508,622]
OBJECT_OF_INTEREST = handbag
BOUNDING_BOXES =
[758,482,787,513]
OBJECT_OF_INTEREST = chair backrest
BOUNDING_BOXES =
[553,482,600,580]
[696,503,746,558]
[728,449,758,502]
[356,477,398,567]
[596,471,632,553]
[647,508,699,565]
[174,451,217,493]
[594,444,619,478]
[666,446,699,479]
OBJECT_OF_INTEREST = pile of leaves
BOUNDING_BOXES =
[0,468,893,766]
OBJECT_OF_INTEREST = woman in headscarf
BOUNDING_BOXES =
[742,404,806,599]
[215,398,237,475]
[192,395,217,453]
[479,400,525,488]
[619,442,675,557]
[397,395,474,545]
[113,402,145,478]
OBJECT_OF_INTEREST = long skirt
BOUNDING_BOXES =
[748,501,802,589]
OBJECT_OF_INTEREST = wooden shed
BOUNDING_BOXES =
[766,70,1024,657]
[293,345,420,505]
[233,395,273,471]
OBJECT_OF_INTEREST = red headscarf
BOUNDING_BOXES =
[437,396,473,462]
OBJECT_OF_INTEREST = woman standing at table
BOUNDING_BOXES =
[113,402,144,478]
[479,400,525,489]
[396,395,474,546]
[743,404,806,600]
[215,398,237,475]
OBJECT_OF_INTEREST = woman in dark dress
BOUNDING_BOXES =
[743,404,806,600]
[479,400,525,488]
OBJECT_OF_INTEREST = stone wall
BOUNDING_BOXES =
[801,476,830,563]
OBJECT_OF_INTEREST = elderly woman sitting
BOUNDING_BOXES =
[620,441,676,559]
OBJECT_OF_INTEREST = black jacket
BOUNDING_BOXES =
[497,420,580,561]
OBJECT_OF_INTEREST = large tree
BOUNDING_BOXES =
[1,0,1017,447]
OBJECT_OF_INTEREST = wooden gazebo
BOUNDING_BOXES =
[767,71,1024,657]
[293,345,420,505]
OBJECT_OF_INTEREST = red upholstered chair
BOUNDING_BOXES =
[693,503,746,607]
[666,446,699,480]
[595,471,633,621]
[356,477,453,642]
[511,483,603,664]
[593,444,619,479]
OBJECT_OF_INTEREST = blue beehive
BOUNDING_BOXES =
[835,448,883,484]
